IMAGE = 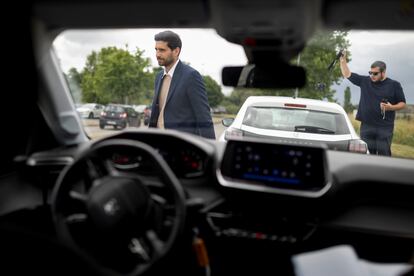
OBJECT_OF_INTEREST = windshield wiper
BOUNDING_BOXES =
[294,125,335,134]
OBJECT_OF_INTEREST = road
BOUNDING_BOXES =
[82,118,226,140]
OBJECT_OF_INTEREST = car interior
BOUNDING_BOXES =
[3,0,414,275]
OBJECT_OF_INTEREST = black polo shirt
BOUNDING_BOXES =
[348,73,406,127]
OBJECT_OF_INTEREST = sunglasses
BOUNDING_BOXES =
[368,71,381,76]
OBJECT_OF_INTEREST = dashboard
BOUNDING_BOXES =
[24,129,414,264]
[218,139,330,197]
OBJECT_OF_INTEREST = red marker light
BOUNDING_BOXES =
[284,103,307,108]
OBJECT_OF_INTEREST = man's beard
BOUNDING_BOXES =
[158,56,174,67]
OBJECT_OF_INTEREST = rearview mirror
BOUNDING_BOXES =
[222,64,306,89]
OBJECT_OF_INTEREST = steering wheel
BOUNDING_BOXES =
[52,139,187,275]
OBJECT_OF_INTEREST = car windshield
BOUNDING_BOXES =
[54,29,414,159]
[104,105,124,112]
[7,2,414,275]
[242,107,349,135]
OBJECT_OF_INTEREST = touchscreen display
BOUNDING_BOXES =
[220,140,327,191]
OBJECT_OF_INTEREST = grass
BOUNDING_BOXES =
[212,113,236,124]
[394,118,414,146]
[348,115,414,159]
[392,143,414,159]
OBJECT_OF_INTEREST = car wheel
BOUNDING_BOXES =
[88,112,94,119]
[99,123,105,129]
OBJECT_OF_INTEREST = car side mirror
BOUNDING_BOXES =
[222,118,234,127]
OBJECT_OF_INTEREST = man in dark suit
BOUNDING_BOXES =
[149,30,216,139]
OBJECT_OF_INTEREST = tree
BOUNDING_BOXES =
[81,51,99,102]
[221,88,258,114]
[292,30,351,101]
[143,66,164,104]
[223,87,297,115]
[66,67,83,103]
[80,46,154,105]
[203,75,224,107]
[343,86,354,113]
[221,31,351,114]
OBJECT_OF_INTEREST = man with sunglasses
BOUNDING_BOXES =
[340,52,406,156]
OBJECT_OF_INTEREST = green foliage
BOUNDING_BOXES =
[66,67,83,103]
[223,30,351,114]
[221,101,239,115]
[223,87,297,115]
[392,143,414,159]
[203,75,224,107]
[80,46,153,105]
[295,30,350,101]
[68,67,82,84]
[394,118,414,146]
[266,31,350,101]
[343,86,354,113]
[73,47,227,107]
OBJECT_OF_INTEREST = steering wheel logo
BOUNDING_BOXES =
[103,198,120,216]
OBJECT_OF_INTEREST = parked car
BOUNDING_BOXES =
[143,104,152,126]
[133,104,147,114]
[76,103,105,119]
[220,96,368,154]
[99,104,141,129]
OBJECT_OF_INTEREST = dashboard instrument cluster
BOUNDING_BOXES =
[105,133,211,179]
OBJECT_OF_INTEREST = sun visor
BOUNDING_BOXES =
[222,64,306,89]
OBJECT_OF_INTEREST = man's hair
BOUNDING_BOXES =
[371,61,387,72]
[154,31,182,50]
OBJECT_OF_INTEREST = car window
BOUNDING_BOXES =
[242,107,349,135]
[126,108,135,114]
[54,29,414,159]
[104,105,124,112]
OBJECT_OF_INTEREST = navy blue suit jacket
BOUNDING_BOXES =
[149,61,215,139]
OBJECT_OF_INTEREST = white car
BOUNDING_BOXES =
[133,104,147,114]
[76,103,105,119]
[220,96,368,154]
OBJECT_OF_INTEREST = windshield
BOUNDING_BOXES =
[104,105,124,112]
[54,29,414,159]
[242,107,349,135]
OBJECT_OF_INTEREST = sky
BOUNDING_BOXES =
[54,29,414,104]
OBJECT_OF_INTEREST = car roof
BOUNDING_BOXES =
[243,96,347,114]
